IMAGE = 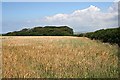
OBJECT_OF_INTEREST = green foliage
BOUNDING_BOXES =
[3,26,73,36]
[78,27,120,46]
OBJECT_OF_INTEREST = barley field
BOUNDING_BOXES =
[1,36,119,78]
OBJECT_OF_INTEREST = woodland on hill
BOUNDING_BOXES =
[3,26,73,36]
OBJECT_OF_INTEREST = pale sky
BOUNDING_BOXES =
[2,2,119,33]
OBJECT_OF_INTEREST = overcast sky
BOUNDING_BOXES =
[2,2,118,33]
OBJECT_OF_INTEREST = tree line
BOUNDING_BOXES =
[2,26,120,46]
[3,26,73,36]
[77,27,120,46]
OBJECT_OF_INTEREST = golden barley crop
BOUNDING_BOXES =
[2,36,119,78]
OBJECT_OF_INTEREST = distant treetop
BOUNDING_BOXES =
[3,26,73,36]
